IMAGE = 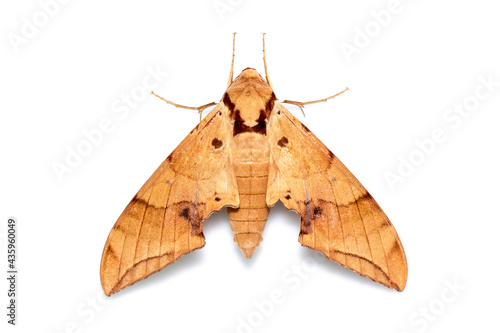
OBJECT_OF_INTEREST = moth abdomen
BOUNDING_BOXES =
[228,195,269,258]
[227,132,270,258]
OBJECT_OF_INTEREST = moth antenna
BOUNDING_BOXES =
[151,91,217,123]
[281,87,349,117]
[262,33,273,89]
[227,32,236,88]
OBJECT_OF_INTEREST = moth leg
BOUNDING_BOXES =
[151,91,217,122]
[262,33,273,89]
[227,32,236,88]
[281,87,349,117]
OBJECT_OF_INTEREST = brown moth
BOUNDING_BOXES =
[100,33,407,296]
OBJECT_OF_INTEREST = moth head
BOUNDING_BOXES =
[224,68,276,136]
[235,67,266,82]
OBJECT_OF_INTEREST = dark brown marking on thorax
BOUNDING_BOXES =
[224,68,277,137]
[265,92,276,117]
[232,109,267,136]
[223,92,235,115]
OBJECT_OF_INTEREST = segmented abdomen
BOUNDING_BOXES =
[227,133,270,258]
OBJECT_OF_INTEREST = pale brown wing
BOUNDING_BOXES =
[100,104,239,295]
[266,102,407,291]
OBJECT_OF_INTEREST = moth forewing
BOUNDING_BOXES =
[267,101,407,291]
[100,104,237,295]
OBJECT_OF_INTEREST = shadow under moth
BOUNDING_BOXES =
[100,34,407,296]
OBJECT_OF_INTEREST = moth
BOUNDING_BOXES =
[100,34,407,296]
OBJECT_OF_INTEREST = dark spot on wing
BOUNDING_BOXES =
[190,218,203,237]
[113,223,125,232]
[180,207,190,220]
[314,206,322,217]
[277,136,289,147]
[284,194,291,200]
[212,138,223,149]
[328,150,335,160]
[300,200,313,234]
[166,154,173,162]
[215,197,221,202]
[301,123,311,133]
[381,219,393,228]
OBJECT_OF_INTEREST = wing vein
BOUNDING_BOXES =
[371,200,390,277]
[122,192,151,281]
[159,182,172,262]
[350,184,375,271]
[328,176,344,260]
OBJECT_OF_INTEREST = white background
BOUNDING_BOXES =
[1,0,499,332]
